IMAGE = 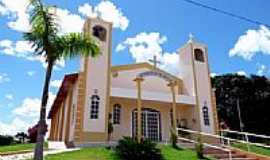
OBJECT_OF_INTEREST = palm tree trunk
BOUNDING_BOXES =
[34,60,54,160]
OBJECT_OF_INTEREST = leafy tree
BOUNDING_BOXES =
[24,0,100,159]
[15,132,28,143]
[212,74,270,135]
[0,135,14,146]
[28,124,48,143]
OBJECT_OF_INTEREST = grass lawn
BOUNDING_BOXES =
[0,142,48,154]
[233,143,270,157]
[0,143,35,153]
[44,145,211,160]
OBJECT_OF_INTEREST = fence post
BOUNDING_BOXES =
[245,133,250,152]
[227,139,232,160]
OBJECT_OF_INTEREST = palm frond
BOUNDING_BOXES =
[53,33,100,59]
[24,0,58,57]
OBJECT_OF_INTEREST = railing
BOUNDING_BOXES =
[220,129,270,152]
[176,128,232,160]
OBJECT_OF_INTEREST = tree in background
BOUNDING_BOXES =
[28,124,48,143]
[15,132,28,143]
[24,0,100,159]
[212,74,270,135]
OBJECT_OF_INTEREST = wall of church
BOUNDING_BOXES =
[110,97,196,141]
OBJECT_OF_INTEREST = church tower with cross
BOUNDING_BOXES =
[47,18,219,147]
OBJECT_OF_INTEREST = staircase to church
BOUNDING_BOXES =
[177,140,266,160]
[203,147,259,160]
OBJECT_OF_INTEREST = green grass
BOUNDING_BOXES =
[233,143,270,157]
[0,142,48,154]
[44,145,212,160]
[0,143,35,153]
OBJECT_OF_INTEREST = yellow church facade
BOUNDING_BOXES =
[48,18,219,147]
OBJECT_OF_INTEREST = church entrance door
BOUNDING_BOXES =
[132,108,161,141]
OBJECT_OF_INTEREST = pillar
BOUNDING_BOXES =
[134,77,144,143]
[168,81,177,131]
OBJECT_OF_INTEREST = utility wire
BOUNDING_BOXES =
[181,0,270,28]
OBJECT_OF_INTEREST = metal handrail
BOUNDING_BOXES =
[221,129,270,139]
[220,129,270,151]
[177,128,232,160]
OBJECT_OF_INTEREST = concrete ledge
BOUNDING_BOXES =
[74,141,118,148]
[48,141,67,150]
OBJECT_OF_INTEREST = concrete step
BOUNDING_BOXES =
[210,153,247,159]
[219,158,258,160]
[204,148,234,154]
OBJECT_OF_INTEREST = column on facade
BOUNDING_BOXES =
[168,81,177,131]
[134,77,144,143]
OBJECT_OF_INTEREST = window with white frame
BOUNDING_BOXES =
[113,104,121,124]
[202,102,210,126]
[90,95,100,119]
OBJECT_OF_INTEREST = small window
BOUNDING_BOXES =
[202,102,210,126]
[92,25,107,41]
[113,104,121,124]
[194,48,205,62]
[90,95,100,119]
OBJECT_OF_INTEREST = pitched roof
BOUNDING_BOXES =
[48,73,78,119]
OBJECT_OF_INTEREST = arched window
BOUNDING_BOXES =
[92,25,107,42]
[202,102,210,126]
[194,48,205,62]
[113,104,121,124]
[90,95,100,119]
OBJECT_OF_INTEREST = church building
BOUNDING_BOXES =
[48,18,219,147]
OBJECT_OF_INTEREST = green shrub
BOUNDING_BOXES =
[0,135,14,146]
[195,135,204,159]
[170,129,178,148]
[115,137,162,160]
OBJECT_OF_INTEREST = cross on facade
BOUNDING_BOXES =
[149,55,161,68]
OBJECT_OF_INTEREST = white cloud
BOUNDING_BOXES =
[1,0,129,33]
[236,70,247,76]
[78,1,129,31]
[0,0,31,32]
[210,73,217,77]
[50,79,62,89]
[116,32,179,74]
[0,73,10,83]
[55,8,84,34]
[0,40,65,68]
[12,92,56,118]
[229,25,270,60]
[0,117,31,135]
[0,92,56,135]
[5,94,14,100]
[13,97,40,117]
[27,70,35,76]
[257,64,267,76]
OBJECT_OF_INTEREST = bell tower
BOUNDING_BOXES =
[178,35,216,134]
[77,18,112,142]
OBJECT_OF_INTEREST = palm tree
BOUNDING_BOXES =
[24,0,100,159]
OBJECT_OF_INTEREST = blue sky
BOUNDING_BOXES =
[0,0,269,134]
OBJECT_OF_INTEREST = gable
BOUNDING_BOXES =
[111,63,182,94]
